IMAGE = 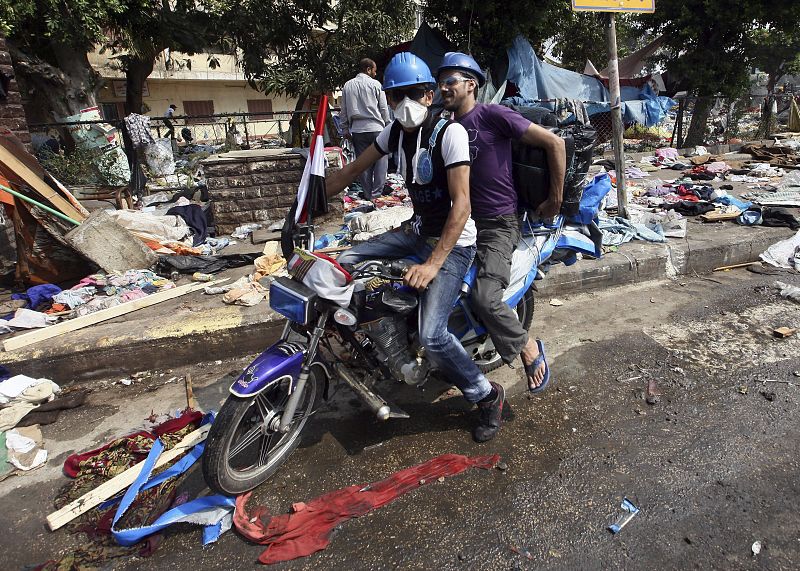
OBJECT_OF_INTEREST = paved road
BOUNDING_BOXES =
[3,269,800,569]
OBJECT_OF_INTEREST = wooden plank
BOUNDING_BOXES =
[0,144,86,222]
[46,425,210,531]
[3,279,227,352]
[713,261,758,272]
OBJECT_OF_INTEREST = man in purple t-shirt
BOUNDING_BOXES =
[437,52,566,392]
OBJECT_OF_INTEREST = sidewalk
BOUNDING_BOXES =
[1,158,795,384]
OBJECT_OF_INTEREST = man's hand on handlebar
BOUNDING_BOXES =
[403,262,440,290]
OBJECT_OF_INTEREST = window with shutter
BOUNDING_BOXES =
[182,100,215,124]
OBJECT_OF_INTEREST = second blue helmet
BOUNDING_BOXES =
[436,52,486,87]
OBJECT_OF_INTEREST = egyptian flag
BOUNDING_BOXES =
[282,95,329,259]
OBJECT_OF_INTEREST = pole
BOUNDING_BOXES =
[606,12,628,218]
[0,183,81,225]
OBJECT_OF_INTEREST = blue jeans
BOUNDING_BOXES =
[338,226,492,403]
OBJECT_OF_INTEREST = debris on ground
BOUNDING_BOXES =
[608,497,640,534]
[773,326,797,338]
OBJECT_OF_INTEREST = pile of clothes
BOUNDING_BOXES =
[0,271,177,336]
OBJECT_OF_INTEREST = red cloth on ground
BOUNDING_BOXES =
[234,453,500,565]
[63,411,202,478]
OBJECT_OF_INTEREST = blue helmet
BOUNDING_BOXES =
[436,52,486,87]
[383,52,436,90]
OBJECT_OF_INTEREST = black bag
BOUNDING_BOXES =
[504,104,597,215]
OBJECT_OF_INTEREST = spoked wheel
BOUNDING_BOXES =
[473,287,535,374]
[202,371,321,495]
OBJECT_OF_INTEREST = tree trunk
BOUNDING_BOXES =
[290,94,308,148]
[125,56,155,115]
[757,95,777,139]
[8,41,100,123]
[684,96,713,147]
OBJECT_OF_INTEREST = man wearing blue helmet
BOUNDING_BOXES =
[437,52,566,394]
[327,52,506,443]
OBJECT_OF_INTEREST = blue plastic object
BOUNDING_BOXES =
[383,52,435,90]
[436,52,486,86]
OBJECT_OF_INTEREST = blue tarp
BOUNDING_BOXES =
[505,36,676,127]
[506,36,608,103]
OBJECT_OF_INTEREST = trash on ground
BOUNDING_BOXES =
[752,540,762,556]
[775,281,800,303]
[550,298,564,307]
[773,326,797,338]
[608,497,640,534]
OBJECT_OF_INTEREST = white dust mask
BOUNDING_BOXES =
[394,97,428,129]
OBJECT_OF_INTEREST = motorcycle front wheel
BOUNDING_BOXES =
[202,370,321,495]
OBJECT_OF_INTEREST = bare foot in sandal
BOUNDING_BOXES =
[521,338,545,390]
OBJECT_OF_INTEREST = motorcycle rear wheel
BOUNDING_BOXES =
[474,286,535,374]
[202,370,321,495]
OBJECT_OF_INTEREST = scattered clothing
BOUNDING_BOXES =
[6,425,47,471]
[597,216,666,245]
[663,201,715,217]
[17,389,89,427]
[763,207,800,230]
[0,375,59,404]
[234,454,500,564]
[5,308,54,329]
[760,230,800,269]
[157,253,261,275]
[166,204,208,246]
[11,284,61,310]
[124,114,155,147]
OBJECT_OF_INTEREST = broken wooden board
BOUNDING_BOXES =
[46,425,209,531]
[0,143,86,223]
[3,279,227,352]
[251,229,282,244]
[65,209,157,272]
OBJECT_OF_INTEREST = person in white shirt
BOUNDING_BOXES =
[164,104,177,139]
[339,59,391,199]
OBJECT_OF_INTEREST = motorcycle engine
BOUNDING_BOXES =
[362,316,429,386]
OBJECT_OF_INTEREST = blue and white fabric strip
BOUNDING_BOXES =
[111,415,235,547]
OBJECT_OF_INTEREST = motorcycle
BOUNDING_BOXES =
[201,212,600,495]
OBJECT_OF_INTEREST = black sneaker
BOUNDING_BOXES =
[473,382,505,443]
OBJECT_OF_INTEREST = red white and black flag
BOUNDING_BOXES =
[282,96,329,258]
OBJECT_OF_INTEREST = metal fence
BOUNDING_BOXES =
[26,108,344,154]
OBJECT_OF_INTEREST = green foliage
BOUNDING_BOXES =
[636,1,800,99]
[748,19,800,88]
[225,0,414,97]
[1,0,125,52]
[422,0,564,64]
[39,146,126,186]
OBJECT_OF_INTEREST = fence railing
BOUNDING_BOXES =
[27,109,338,151]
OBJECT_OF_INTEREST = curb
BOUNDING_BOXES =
[7,224,791,384]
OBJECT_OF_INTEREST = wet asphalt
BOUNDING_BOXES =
[3,269,800,570]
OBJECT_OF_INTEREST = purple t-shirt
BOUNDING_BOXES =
[455,103,531,218]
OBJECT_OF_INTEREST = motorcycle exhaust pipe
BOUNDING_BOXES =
[332,363,391,421]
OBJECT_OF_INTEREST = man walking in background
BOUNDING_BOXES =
[164,103,177,139]
[340,58,391,199]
